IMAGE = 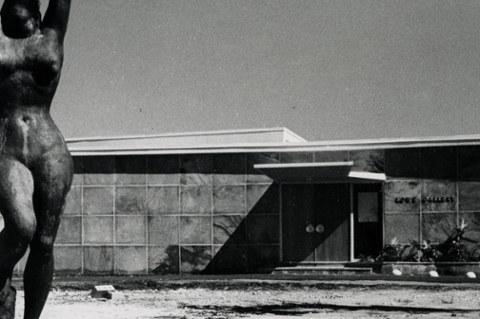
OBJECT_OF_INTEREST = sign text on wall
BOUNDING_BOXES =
[394,196,455,204]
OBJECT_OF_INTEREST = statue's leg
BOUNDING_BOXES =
[0,285,15,319]
[0,159,36,319]
[23,154,73,319]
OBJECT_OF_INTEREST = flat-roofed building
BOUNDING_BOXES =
[8,128,480,275]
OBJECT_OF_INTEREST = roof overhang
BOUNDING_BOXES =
[67,134,480,156]
[254,162,386,183]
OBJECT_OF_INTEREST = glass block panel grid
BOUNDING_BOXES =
[36,153,283,275]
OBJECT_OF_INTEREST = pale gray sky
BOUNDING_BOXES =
[48,0,480,141]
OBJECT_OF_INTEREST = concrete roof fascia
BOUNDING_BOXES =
[68,135,480,156]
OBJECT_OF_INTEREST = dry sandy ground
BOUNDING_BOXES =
[11,280,480,319]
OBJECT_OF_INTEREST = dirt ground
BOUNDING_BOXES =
[11,276,480,318]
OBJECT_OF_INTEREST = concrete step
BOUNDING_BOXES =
[281,261,351,267]
[271,264,373,276]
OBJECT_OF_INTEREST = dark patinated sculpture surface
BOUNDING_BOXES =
[0,0,73,318]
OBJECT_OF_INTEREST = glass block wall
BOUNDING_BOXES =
[12,153,283,275]
[384,146,480,247]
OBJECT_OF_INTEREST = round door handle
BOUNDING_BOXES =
[316,224,325,234]
[306,224,315,233]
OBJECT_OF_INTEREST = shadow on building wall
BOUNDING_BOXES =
[201,181,281,274]
[142,153,283,275]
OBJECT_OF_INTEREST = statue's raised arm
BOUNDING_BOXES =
[42,0,71,43]
[0,1,74,319]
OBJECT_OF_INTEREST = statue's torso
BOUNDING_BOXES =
[0,30,61,103]
[0,30,69,168]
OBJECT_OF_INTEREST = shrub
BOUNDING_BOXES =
[374,219,480,263]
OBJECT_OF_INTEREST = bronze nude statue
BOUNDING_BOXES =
[0,0,73,318]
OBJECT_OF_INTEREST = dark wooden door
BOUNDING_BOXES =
[314,184,350,261]
[282,184,316,261]
[282,184,350,262]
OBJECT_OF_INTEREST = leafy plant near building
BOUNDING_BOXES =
[375,237,410,262]
[373,219,480,263]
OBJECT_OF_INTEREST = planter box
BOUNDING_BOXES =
[346,262,480,276]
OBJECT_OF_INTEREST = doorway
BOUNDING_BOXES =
[353,183,383,259]
[282,184,350,262]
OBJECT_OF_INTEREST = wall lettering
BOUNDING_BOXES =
[394,196,455,204]
[395,197,416,204]
[421,196,455,204]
